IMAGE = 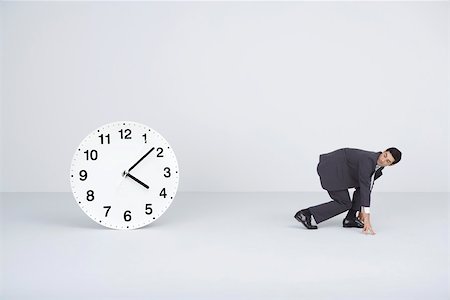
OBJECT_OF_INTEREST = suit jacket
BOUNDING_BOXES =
[316,148,384,207]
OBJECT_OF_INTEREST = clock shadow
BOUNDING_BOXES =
[40,194,188,230]
[54,212,173,231]
[48,213,113,230]
[136,216,174,230]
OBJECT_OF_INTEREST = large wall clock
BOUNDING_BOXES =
[70,121,179,230]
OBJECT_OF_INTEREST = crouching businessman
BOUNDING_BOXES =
[295,147,402,235]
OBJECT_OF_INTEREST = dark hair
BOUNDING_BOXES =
[386,147,402,165]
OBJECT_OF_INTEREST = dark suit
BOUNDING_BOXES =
[309,148,384,223]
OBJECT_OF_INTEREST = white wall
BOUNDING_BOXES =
[0,1,448,192]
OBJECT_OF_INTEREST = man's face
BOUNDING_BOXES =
[377,151,395,167]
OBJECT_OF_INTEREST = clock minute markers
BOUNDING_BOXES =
[72,121,179,230]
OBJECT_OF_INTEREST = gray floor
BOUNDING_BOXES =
[0,192,449,300]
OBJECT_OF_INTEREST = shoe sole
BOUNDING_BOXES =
[343,224,364,228]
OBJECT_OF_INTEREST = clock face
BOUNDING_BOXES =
[70,121,179,230]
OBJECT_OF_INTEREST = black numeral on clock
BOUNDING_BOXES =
[79,170,87,181]
[145,204,153,215]
[164,167,171,178]
[157,147,164,157]
[104,206,111,217]
[124,210,132,221]
[99,134,110,144]
[86,190,95,201]
[119,129,132,139]
[142,133,147,143]
[84,150,98,160]
[160,188,167,198]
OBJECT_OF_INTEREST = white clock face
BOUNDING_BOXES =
[70,121,179,230]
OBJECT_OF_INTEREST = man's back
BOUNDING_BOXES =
[317,148,380,191]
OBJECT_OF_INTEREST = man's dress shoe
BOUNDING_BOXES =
[343,218,364,228]
[295,210,318,230]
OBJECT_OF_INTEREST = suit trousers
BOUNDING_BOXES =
[308,188,362,224]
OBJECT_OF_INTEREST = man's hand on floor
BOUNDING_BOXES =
[359,212,376,235]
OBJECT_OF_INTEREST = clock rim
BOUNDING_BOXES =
[69,120,180,230]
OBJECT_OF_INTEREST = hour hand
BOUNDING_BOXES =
[128,147,155,173]
[123,172,149,189]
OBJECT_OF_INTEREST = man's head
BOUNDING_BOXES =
[377,147,402,167]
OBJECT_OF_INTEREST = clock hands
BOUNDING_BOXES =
[124,172,149,189]
[122,147,155,190]
[128,147,155,172]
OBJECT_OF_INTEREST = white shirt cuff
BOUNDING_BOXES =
[361,206,371,213]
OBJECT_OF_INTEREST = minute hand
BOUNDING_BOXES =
[128,147,155,172]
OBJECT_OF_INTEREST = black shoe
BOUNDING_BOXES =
[343,218,364,228]
[295,210,318,230]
